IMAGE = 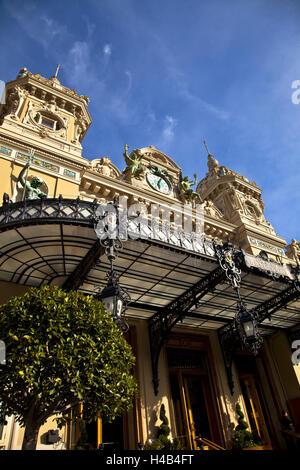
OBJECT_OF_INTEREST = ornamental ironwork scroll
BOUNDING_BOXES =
[217,244,300,395]
[213,240,242,290]
[214,241,244,394]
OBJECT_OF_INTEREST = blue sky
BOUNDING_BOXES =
[1,0,300,244]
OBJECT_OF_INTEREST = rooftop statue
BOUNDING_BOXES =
[178,170,203,204]
[122,144,144,179]
[18,162,48,200]
[17,67,29,79]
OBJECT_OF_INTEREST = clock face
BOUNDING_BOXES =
[146,170,172,195]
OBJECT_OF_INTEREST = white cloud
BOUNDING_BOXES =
[3,3,68,52]
[103,44,112,56]
[68,41,90,79]
[41,15,67,40]
[150,33,230,121]
[162,115,177,142]
[125,70,132,93]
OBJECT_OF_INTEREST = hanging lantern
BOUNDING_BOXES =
[235,300,263,355]
[93,201,131,333]
[96,273,130,332]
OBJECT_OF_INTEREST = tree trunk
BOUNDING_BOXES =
[22,407,41,450]
[22,422,40,450]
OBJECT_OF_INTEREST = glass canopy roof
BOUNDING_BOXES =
[0,212,299,335]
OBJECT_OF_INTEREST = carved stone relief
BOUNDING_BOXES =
[204,199,224,219]
[0,85,29,124]
[286,239,300,264]
[22,100,68,140]
[91,157,121,179]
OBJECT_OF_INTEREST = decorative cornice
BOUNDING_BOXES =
[0,133,89,172]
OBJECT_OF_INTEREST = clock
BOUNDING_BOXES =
[146,167,172,195]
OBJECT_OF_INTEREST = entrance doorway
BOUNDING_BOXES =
[239,374,271,446]
[235,354,275,448]
[101,417,124,450]
[167,347,222,450]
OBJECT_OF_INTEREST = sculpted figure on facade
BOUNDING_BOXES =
[73,112,88,143]
[0,85,28,124]
[286,239,300,265]
[178,171,203,204]
[80,95,90,106]
[204,199,223,219]
[91,157,121,179]
[17,67,29,79]
[17,162,48,200]
[122,144,144,179]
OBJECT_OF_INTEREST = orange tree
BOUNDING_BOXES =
[0,286,138,450]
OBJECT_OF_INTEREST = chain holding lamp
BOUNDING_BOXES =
[94,199,130,333]
[214,241,263,355]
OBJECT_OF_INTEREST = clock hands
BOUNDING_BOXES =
[146,168,172,194]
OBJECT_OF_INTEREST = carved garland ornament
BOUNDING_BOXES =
[24,101,68,140]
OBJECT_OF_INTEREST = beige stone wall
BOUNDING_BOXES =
[4,416,66,450]
[0,155,80,201]
[54,177,79,199]
[268,332,300,399]
[131,318,172,444]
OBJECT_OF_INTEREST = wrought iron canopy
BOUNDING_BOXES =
[0,198,299,396]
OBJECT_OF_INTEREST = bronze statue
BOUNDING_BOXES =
[178,171,203,204]
[122,144,144,179]
[18,162,47,200]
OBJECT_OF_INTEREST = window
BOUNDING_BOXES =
[34,112,62,131]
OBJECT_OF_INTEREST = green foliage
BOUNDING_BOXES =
[0,286,138,432]
[232,403,263,449]
[145,404,183,450]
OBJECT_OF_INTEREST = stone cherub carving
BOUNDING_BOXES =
[122,144,144,179]
[178,170,203,204]
[18,162,48,200]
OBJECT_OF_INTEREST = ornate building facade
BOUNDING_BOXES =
[0,68,299,450]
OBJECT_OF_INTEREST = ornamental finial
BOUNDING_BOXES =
[204,140,219,171]
[54,64,60,78]
[203,140,211,156]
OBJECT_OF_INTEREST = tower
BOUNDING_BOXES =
[197,144,287,261]
[0,67,91,201]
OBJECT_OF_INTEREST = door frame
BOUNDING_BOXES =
[239,372,272,447]
[234,348,282,449]
[166,332,225,449]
